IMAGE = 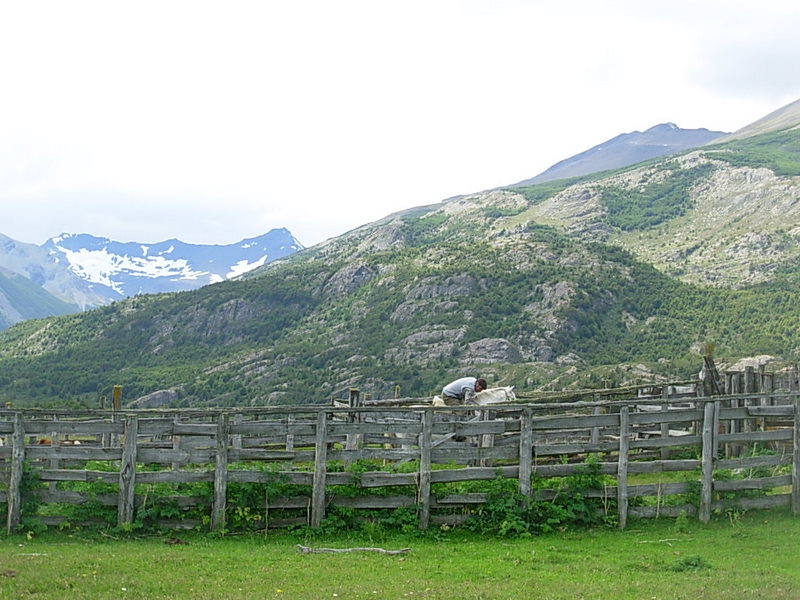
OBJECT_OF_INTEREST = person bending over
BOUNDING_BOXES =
[441,376,487,404]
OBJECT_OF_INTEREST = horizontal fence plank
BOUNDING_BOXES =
[630,504,697,518]
[329,496,416,509]
[18,420,121,435]
[630,435,702,450]
[748,406,794,417]
[712,493,792,511]
[629,410,703,426]
[713,475,791,492]
[718,430,793,443]
[628,459,701,473]
[25,447,122,461]
[716,454,791,470]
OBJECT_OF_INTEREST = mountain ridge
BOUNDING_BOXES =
[513,123,727,185]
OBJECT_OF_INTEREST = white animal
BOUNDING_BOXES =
[474,386,516,405]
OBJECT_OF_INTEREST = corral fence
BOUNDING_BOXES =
[2,386,800,534]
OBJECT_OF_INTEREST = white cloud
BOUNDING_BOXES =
[1,0,799,247]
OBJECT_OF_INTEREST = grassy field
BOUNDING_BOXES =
[1,509,799,599]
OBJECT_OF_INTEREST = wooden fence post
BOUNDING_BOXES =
[699,401,717,523]
[744,366,755,435]
[792,393,800,515]
[418,409,433,530]
[310,410,328,528]
[617,407,630,529]
[590,402,601,445]
[117,415,139,527]
[479,409,495,467]
[232,414,243,451]
[49,417,60,492]
[660,388,670,460]
[286,415,295,452]
[518,408,533,497]
[171,415,182,472]
[6,413,25,534]
[211,413,230,531]
[345,389,362,456]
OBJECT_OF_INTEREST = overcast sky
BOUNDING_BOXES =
[2,1,799,248]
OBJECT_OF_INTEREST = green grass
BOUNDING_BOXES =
[2,509,800,599]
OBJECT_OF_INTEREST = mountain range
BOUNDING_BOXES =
[0,229,303,329]
[1,98,799,408]
[0,123,728,331]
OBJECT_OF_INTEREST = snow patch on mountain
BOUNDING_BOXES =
[59,247,211,294]
[227,256,269,279]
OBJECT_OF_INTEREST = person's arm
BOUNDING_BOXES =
[463,385,476,404]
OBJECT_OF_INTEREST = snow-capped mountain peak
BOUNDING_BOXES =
[42,228,303,301]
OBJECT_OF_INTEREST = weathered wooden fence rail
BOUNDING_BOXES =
[2,392,800,534]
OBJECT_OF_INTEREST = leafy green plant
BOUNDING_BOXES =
[16,461,47,534]
[464,456,616,537]
[669,555,712,572]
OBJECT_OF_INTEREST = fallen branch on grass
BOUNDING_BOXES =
[296,544,410,555]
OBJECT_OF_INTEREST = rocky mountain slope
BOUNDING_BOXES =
[519,128,800,288]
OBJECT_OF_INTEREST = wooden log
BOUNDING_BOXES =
[418,409,432,530]
[296,544,410,555]
[6,413,25,533]
[519,408,533,497]
[211,413,229,531]
[117,415,139,527]
[310,411,328,528]
[699,401,716,523]
[617,407,629,529]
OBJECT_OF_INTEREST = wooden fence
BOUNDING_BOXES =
[2,391,800,534]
